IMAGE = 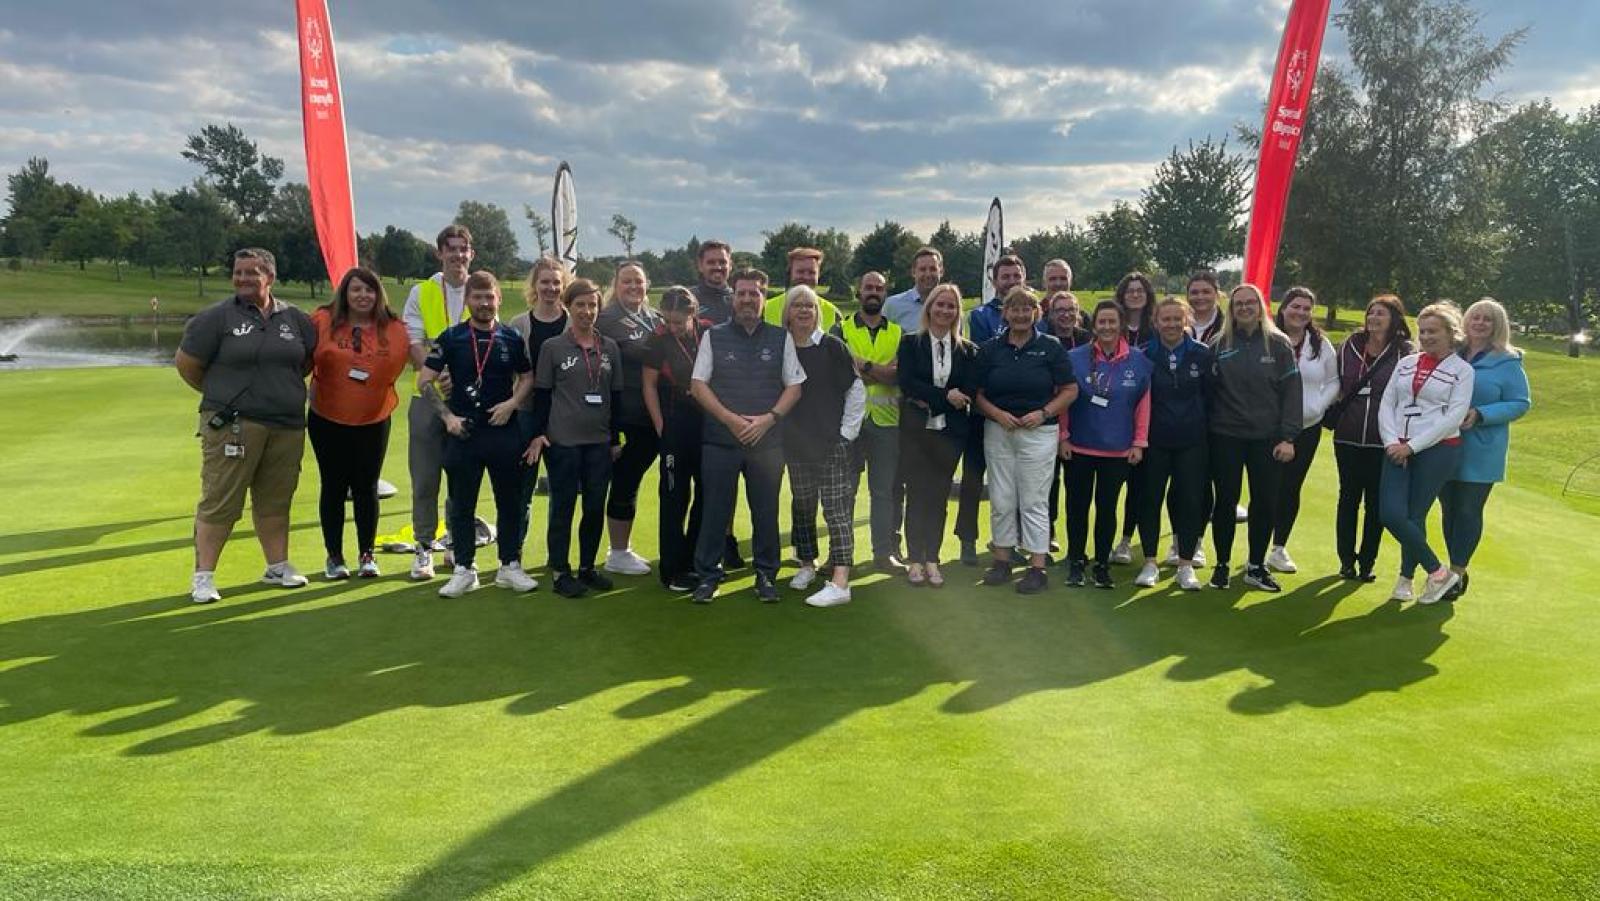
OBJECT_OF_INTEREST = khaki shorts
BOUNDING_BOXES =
[196,414,305,524]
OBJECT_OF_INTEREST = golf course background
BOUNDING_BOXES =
[1,295,1598,897]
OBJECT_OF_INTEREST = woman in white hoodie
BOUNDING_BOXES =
[1379,302,1475,604]
[1267,286,1340,574]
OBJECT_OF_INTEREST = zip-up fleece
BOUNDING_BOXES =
[1207,327,1301,442]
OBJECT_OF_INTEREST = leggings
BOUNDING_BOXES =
[307,410,391,560]
[1066,454,1130,565]
[546,442,613,574]
[1138,443,1207,561]
[605,421,659,522]
[1119,459,1144,541]
[902,427,964,564]
[1439,480,1494,569]
[1334,443,1385,571]
[1380,443,1461,579]
[1272,425,1323,546]
[790,439,857,570]
[1209,433,1283,568]
[657,410,704,586]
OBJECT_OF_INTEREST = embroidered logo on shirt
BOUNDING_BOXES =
[278,323,297,342]
[231,324,255,337]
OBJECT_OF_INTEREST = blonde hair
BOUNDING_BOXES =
[524,256,570,305]
[1216,283,1284,350]
[918,282,967,340]
[1153,295,1193,326]
[782,285,820,328]
[606,260,650,307]
[1464,297,1519,356]
[1417,301,1465,347]
[1002,285,1040,311]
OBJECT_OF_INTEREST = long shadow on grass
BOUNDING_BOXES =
[0,569,1456,898]
[0,515,193,557]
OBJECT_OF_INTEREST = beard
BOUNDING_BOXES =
[861,297,884,315]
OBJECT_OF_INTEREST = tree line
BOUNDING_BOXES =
[0,0,1593,338]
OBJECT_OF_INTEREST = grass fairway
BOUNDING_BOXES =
[1,352,1598,900]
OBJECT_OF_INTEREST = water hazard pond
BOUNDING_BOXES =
[0,319,176,369]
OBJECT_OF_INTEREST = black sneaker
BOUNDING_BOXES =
[1092,563,1114,590]
[755,573,779,603]
[1338,562,1359,580]
[1016,566,1048,594]
[692,580,717,604]
[553,572,587,598]
[1209,566,1231,590]
[578,568,613,591]
[981,561,1012,586]
[1064,559,1087,587]
[722,536,745,570]
[1444,571,1469,601]
[666,572,699,593]
[1357,562,1378,583]
[960,541,980,566]
[1243,565,1281,593]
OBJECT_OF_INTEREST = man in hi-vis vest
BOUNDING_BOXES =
[401,224,475,580]
[835,270,905,570]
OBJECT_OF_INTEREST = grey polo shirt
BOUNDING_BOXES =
[535,331,624,446]
[179,295,317,429]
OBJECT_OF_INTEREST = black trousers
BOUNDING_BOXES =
[606,421,659,522]
[1066,454,1130,565]
[901,426,964,564]
[1209,433,1283,568]
[696,441,784,584]
[515,410,543,563]
[954,425,986,542]
[1119,459,1144,541]
[1047,457,1069,538]
[545,442,612,574]
[307,410,391,560]
[443,423,524,570]
[658,411,704,586]
[1334,443,1386,571]
[1272,425,1323,546]
[1139,442,1208,560]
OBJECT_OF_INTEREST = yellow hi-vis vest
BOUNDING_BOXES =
[838,313,901,427]
[417,276,469,343]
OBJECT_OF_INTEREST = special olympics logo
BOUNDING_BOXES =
[305,17,326,71]
[1286,49,1309,101]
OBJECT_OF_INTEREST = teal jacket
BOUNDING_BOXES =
[1457,349,1532,483]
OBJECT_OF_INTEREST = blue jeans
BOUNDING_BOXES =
[1439,480,1494,568]
[1380,443,1461,578]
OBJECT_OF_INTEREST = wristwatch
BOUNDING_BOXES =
[769,408,784,422]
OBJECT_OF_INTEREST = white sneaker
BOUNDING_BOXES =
[1192,545,1208,567]
[262,562,308,588]
[376,478,398,499]
[789,564,818,591]
[439,566,479,598]
[1391,576,1414,602]
[411,548,435,581]
[494,561,539,593]
[1417,570,1460,605]
[1266,546,1297,574]
[1162,542,1181,567]
[190,571,221,605]
[1134,561,1160,588]
[603,547,652,576]
[1235,504,1249,522]
[805,582,852,608]
[1109,538,1133,565]
[1175,565,1202,592]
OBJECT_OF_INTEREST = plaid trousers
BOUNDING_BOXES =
[790,438,856,569]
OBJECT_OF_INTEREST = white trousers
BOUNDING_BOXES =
[983,420,1057,556]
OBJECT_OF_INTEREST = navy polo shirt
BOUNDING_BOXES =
[975,332,1074,422]
[424,320,531,423]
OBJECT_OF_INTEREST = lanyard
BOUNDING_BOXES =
[576,336,603,390]
[469,327,494,387]
[1089,344,1118,396]
[673,329,697,370]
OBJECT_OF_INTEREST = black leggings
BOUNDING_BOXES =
[1209,433,1283,567]
[1139,443,1207,560]
[1272,425,1323,546]
[1067,454,1130,565]
[307,410,390,560]
[1334,443,1385,571]
[606,421,659,522]
[1120,460,1144,541]
[546,442,613,574]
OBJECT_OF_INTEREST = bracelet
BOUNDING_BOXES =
[769,408,783,422]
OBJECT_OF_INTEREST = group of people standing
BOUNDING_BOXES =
[175,230,1531,610]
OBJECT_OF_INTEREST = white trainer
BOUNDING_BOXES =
[190,571,221,605]
[439,566,479,598]
[1417,570,1460,605]
[1266,546,1297,574]
[494,561,539,593]
[1192,545,1208,567]
[1175,565,1202,592]
[262,562,308,588]
[789,564,818,591]
[1134,561,1160,588]
[410,548,435,581]
[1235,504,1249,522]
[1391,576,1414,602]
[1109,538,1133,565]
[1162,542,1181,567]
[603,547,652,576]
[805,582,852,608]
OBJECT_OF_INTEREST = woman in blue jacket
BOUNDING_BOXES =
[1438,297,1532,600]
[1134,296,1211,591]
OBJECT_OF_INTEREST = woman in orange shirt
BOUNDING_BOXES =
[308,267,410,579]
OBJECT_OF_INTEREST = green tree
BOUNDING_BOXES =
[928,220,983,298]
[2,157,79,261]
[128,191,171,279]
[162,182,238,297]
[1084,202,1151,289]
[375,226,431,284]
[607,213,637,258]
[851,221,922,292]
[1141,137,1249,275]
[1010,223,1090,292]
[523,205,550,256]
[181,123,285,223]
[760,222,854,295]
[50,194,108,271]
[453,200,520,274]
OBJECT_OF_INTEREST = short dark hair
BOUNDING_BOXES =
[563,278,601,305]
[913,246,944,266]
[732,268,769,291]
[660,285,695,312]
[698,240,732,260]
[991,253,1025,277]
[1091,299,1124,325]
[436,224,473,250]
[1186,269,1219,291]
[464,271,499,295]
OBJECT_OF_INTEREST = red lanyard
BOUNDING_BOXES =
[575,335,603,389]
[469,326,494,387]
[672,328,697,373]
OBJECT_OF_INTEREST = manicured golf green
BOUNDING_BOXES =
[1,350,1597,899]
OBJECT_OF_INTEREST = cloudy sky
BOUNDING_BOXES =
[2,0,1595,257]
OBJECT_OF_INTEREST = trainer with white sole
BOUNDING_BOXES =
[597,261,664,577]
[1266,287,1340,577]
[1136,296,1212,593]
